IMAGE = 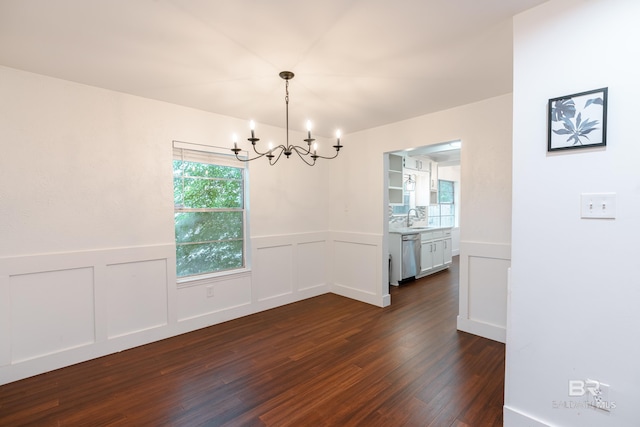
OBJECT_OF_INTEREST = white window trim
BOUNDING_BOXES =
[172,140,250,284]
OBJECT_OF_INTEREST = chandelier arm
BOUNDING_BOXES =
[291,146,317,166]
[251,143,271,156]
[268,146,287,166]
[310,149,341,160]
[289,144,312,156]
[233,151,270,162]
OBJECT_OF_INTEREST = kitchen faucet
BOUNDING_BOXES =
[406,208,419,227]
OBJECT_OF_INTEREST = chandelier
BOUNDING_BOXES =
[231,71,343,166]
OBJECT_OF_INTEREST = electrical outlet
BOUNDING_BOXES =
[206,285,214,298]
[586,379,613,412]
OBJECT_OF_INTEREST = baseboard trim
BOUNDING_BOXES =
[331,283,386,307]
[503,405,551,427]
[457,316,506,343]
[381,293,391,307]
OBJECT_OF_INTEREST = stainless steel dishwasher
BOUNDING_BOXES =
[401,233,420,282]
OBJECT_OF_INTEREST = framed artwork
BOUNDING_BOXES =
[548,87,608,152]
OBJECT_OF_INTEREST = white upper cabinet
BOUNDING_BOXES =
[388,154,404,205]
[404,156,430,172]
[404,157,422,171]
[415,171,430,206]
[429,159,438,192]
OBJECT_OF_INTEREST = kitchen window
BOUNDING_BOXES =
[428,180,455,228]
[173,142,247,279]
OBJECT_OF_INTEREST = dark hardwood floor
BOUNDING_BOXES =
[0,256,505,426]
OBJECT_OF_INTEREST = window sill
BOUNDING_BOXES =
[177,268,252,289]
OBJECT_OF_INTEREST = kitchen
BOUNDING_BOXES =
[387,142,461,285]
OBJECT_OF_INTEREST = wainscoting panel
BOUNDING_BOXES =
[468,256,509,328]
[0,244,175,385]
[333,241,377,294]
[457,241,511,343]
[330,232,387,307]
[0,232,347,386]
[249,233,331,309]
[296,240,327,292]
[254,244,294,302]
[9,267,95,363]
[105,259,168,339]
[0,275,9,367]
[176,272,252,322]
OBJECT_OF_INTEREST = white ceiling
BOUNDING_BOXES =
[0,0,547,138]
[406,141,462,165]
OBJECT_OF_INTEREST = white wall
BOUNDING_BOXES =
[506,1,640,426]
[329,94,513,343]
[0,66,334,385]
[0,63,514,385]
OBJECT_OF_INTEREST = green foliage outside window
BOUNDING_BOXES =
[173,159,245,277]
[438,180,454,204]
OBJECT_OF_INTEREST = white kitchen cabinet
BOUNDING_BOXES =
[404,156,429,171]
[443,237,452,265]
[388,154,404,205]
[429,159,439,192]
[417,228,452,279]
[415,171,430,206]
[389,227,453,285]
[388,232,405,285]
[420,239,434,275]
[441,228,453,266]
[432,239,444,269]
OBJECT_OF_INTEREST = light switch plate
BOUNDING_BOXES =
[581,193,616,219]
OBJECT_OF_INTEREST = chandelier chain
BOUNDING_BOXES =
[285,79,289,149]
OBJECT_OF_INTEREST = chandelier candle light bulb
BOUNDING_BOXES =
[266,142,275,161]
[230,71,343,166]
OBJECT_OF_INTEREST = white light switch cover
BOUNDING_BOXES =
[581,193,616,219]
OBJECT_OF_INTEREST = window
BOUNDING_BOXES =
[427,180,456,228]
[173,143,246,278]
[438,179,454,204]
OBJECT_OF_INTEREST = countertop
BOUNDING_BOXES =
[389,226,451,235]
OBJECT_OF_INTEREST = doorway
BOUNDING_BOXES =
[384,140,462,290]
